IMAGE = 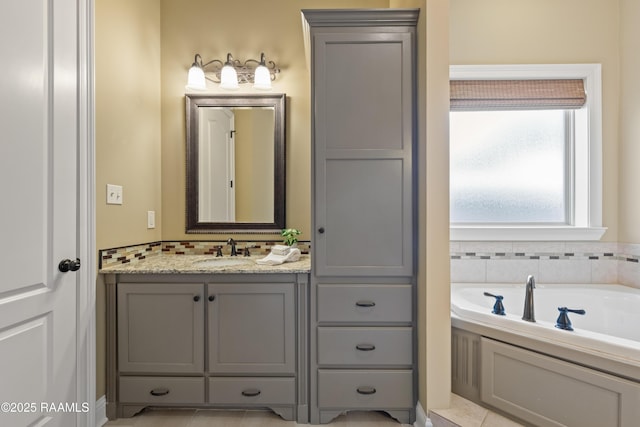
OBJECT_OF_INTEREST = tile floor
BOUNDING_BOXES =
[103,394,524,427]
[104,409,413,427]
[429,394,524,427]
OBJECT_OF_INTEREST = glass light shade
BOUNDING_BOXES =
[220,65,239,90]
[253,65,272,90]
[186,65,206,90]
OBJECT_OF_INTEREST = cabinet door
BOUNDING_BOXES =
[208,283,295,374]
[118,282,204,373]
[313,31,414,277]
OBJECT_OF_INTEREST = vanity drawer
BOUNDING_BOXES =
[317,284,412,323]
[317,327,412,366]
[119,376,205,404]
[317,369,413,408]
[208,377,295,405]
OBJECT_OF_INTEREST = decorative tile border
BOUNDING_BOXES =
[450,251,624,262]
[161,240,311,256]
[450,241,640,287]
[99,240,311,269]
[99,242,162,269]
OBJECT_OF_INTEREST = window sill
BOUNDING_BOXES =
[450,226,607,241]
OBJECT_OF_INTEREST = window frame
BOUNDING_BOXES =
[449,64,606,241]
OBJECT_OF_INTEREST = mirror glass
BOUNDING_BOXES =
[186,94,285,233]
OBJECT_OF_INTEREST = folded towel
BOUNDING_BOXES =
[272,245,291,256]
[257,248,301,265]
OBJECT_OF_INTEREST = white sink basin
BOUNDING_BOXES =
[192,258,253,268]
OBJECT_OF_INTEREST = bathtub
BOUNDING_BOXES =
[451,283,640,426]
[451,282,640,367]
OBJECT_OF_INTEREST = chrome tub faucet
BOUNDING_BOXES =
[522,275,536,322]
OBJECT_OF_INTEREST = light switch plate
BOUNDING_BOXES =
[106,184,123,205]
[147,211,156,229]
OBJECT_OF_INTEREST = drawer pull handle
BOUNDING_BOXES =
[193,295,201,302]
[149,388,170,397]
[241,388,261,397]
[356,386,377,395]
[208,295,216,302]
[355,300,376,308]
[356,344,376,351]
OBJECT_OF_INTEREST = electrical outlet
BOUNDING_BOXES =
[147,211,156,229]
[106,184,123,205]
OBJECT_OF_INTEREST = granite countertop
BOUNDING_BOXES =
[99,254,311,275]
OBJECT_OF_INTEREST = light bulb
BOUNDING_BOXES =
[220,64,239,90]
[253,64,272,90]
[186,64,206,90]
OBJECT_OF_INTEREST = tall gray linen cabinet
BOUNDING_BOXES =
[302,9,419,424]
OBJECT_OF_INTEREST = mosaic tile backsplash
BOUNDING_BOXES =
[99,239,638,287]
[99,240,311,269]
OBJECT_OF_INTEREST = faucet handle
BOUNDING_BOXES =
[555,307,586,331]
[483,292,506,316]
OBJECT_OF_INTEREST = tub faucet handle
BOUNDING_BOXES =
[483,292,506,316]
[555,307,586,331]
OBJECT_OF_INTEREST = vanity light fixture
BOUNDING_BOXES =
[186,52,280,91]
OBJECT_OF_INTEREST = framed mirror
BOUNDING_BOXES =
[185,93,285,233]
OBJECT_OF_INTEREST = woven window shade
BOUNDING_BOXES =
[450,79,586,111]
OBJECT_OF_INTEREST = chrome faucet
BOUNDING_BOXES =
[522,275,536,322]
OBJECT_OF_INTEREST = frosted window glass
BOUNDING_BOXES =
[450,110,568,224]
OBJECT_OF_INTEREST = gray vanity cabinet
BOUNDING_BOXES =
[303,8,419,425]
[207,282,295,374]
[305,9,416,278]
[105,273,309,423]
[117,282,204,373]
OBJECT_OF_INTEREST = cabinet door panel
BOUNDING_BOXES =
[119,376,205,404]
[322,158,407,274]
[321,36,405,151]
[317,369,413,409]
[208,283,295,374]
[118,283,204,373]
[317,284,412,323]
[209,377,295,405]
[317,327,413,366]
[313,31,414,277]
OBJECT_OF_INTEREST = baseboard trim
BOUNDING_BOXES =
[95,395,108,427]
[415,401,433,427]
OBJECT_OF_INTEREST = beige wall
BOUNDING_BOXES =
[95,0,162,398]
[96,0,163,248]
[393,0,452,412]
[160,0,388,241]
[450,0,621,242]
[619,0,640,243]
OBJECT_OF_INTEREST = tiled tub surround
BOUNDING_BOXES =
[100,240,311,269]
[451,241,640,287]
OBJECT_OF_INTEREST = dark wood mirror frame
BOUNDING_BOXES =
[185,93,286,233]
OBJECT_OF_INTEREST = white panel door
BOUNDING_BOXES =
[0,0,80,426]
[198,108,235,222]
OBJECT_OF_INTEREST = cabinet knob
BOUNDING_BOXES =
[241,388,261,397]
[318,227,325,234]
[356,386,376,395]
[150,388,170,396]
[208,295,216,302]
[193,295,201,302]
[355,344,376,351]
[355,300,376,308]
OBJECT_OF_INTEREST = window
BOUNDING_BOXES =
[449,64,606,241]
